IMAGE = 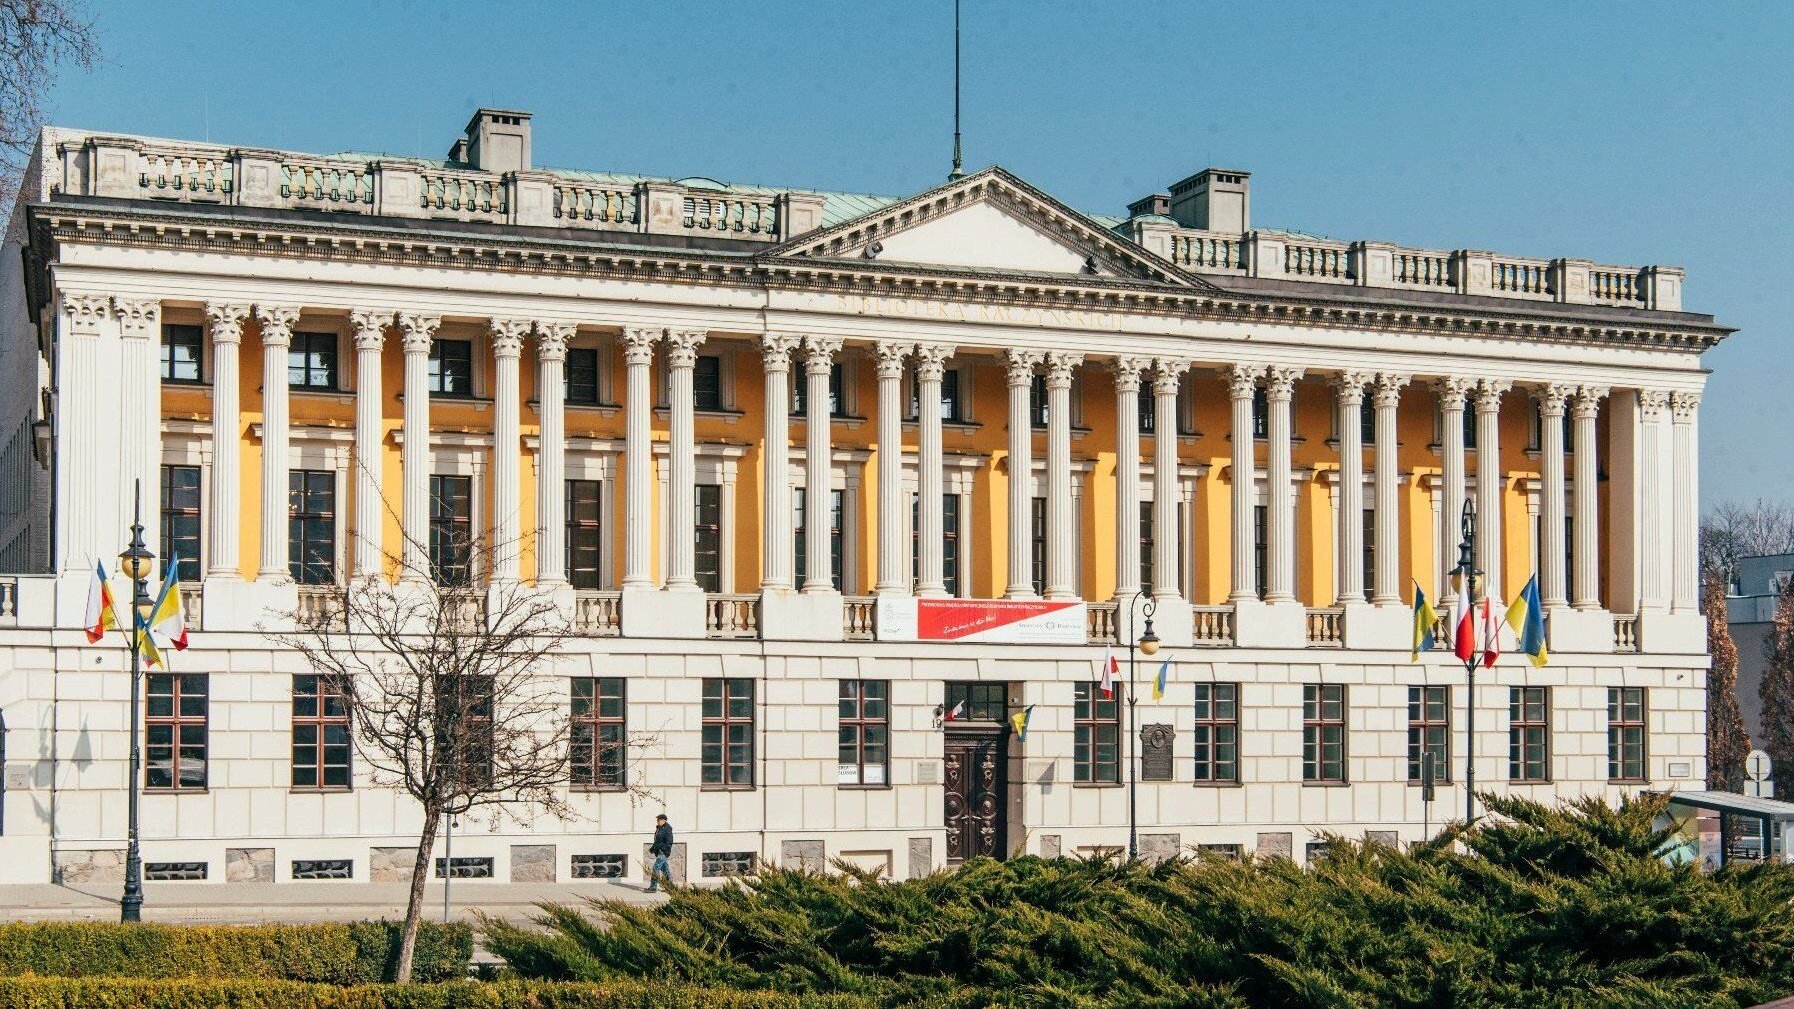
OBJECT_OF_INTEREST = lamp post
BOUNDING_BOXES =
[1125,589,1160,859]
[115,478,155,923]
[1452,498,1479,826]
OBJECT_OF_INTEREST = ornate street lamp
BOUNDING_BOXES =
[114,479,156,923]
[1126,590,1160,859]
[1453,498,1479,825]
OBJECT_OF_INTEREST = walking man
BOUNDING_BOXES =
[647,813,674,892]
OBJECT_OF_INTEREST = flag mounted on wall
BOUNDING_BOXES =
[1152,658,1170,700]
[1411,581,1437,661]
[1010,704,1035,742]
[1099,646,1118,698]
[83,561,123,643]
[1505,574,1549,668]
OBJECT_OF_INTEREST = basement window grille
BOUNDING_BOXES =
[434,856,493,879]
[570,854,626,879]
[145,861,207,881]
[291,859,352,880]
[701,851,756,877]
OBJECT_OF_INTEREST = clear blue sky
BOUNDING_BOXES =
[43,1,1792,509]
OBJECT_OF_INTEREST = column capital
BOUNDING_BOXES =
[1538,382,1575,417]
[1110,355,1147,392]
[349,310,390,350]
[1638,389,1671,421]
[1264,365,1304,401]
[489,317,531,358]
[254,304,302,347]
[1226,363,1265,401]
[1670,389,1701,423]
[762,332,803,373]
[803,334,844,374]
[396,312,441,353]
[662,328,707,367]
[62,293,111,336]
[914,342,954,381]
[113,298,161,340]
[535,321,575,361]
[1043,351,1083,389]
[1573,385,1610,417]
[1005,348,1043,387]
[1331,370,1372,404]
[1474,378,1512,412]
[205,302,251,343]
[1372,372,1410,408]
[621,325,660,365]
[1150,357,1190,394]
[871,339,911,379]
[1433,375,1475,410]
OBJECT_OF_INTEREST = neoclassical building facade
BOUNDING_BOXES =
[0,109,1727,885]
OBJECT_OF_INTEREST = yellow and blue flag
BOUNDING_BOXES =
[1505,574,1549,668]
[1010,704,1035,742]
[1152,658,1170,700]
[1411,580,1438,661]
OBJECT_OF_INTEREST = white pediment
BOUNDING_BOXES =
[868,201,1112,276]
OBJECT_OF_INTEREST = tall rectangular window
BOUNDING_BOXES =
[794,487,843,590]
[694,483,722,592]
[427,340,473,396]
[1363,508,1376,595]
[565,347,601,405]
[1406,686,1450,784]
[1252,388,1269,439]
[1359,399,1377,445]
[941,495,961,597]
[1030,496,1047,595]
[906,368,964,422]
[1303,684,1347,783]
[1607,687,1647,782]
[1463,408,1477,450]
[692,355,724,411]
[943,682,1006,723]
[837,680,889,786]
[288,469,336,585]
[571,677,626,790]
[701,678,754,789]
[435,676,493,790]
[1140,501,1155,590]
[1138,389,1156,434]
[428,474,473,584]
[1509,686,1550,782]
[291,674,350,790]
[288,331,339,390]
[1073,682,1120,784]
[1029,374,1050,428]
[1192,683,1240,784]
[160,464,202,581]
[791,363,844,418]
[160,324,203,383]
[565,479,603,589]
[1254,504,1268,599]
[146,673,208,791]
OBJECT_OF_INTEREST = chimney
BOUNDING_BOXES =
[1167,168,1250,232]
[451,108,533,174]
[1127,192,1173,219]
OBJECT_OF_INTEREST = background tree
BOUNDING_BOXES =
[1,0,98,209]
[1700,498,1794,591]
[1705,573,1750,790]
[1759,579,1794,783]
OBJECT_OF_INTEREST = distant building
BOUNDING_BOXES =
[1726,554,1794,744]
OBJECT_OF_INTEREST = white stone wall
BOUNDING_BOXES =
[0,627,1705,885]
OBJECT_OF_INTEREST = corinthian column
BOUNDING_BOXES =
[349,311,389,578]
[114,299,162,559]
[1371,373,1408,605]
[534,322,574,586]
[1571,386,1608,610]
[1474,379,1511,602]
[1539,384,1573,608]
[762,333,801,592]
[801,336,843,592]
[1151,358,1190,600]
[1043,352,1082,599]
[1227,364,1264,602]
[915,343,954,597]
[205,302,251,580]
[1004,349,1042,598]
[397,312,440,581]
[620,327,658,588]
[1435,377,1473,607]
[488,319,529,582]
[662,329,707,591]
[1638,390,1670,611]
[1332,371,1370,605]
[1112,358,1146,601]
[254,305,300,580]
[1672,390,1701,612]
[1264,367,1303,604]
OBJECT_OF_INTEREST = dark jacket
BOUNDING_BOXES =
[651,822,674,856]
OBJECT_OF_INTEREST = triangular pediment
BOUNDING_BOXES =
[768,167,1211,288]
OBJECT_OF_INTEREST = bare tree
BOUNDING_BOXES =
[1760,580,1794,788]
[267,515,658,981]
[1,0,99,208]
[1701,499,1794,592]
[1705,574,1750,791]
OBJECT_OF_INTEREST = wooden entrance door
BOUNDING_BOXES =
[944,733,1006,863]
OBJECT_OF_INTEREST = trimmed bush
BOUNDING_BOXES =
[0,976,873,1008]
[0,921,472,984]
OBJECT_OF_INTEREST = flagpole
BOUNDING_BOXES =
[1453,499,1479,825]
[1125,589,1159,860]
[119,478,151,923]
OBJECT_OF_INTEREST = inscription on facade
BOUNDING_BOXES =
[829,294,1125,332]
[1140,724,1175,781]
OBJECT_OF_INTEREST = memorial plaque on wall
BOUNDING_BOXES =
[1140,724,1175,781]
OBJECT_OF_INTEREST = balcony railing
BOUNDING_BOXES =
[1305,607,1344,647]
[1192,606,1234,646]
[844,596,876,641]
[1612,614,1639,653]
[706,594,760,639]
[1086,602,1120,644]
[575,591,621,637]
[0,576,17,625]
[178,584,203,631]
[295,586,341,628]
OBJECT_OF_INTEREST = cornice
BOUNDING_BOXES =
[26,200,1730,355]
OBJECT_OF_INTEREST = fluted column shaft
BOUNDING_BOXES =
[205,303,250,578]
[1572,386,1607,609]
[1265,367,1302,604]
[763,334,801,591]
[488,320,527,582]
[915,344,953,597]
[1539,385,1572,607]
[1004,350,1041,598]
[1112,359,1145,600]
[1475,380,1510,601]
[1333,372,1369,604]
[1372,373,1408,604]
[1672,391,1701,612]
[1044,352,1081,599]
[802,336,842,592]
[397,313,439,580]
[349,312,388,577]
[1227,364,1263,602]
[663,329,707,590]
[1638,390,1669,610]
[1152,359,1189,599]
[1437,378,1473,606]
[534,322,573,586]
[114,299,162,560]
[254,306,300,579]
[621,328,658,588]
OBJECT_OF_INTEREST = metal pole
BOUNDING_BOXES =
[949,0,964,180]
[442,813,452,923]
[1126,590,1137,859]
[121,479,145,923]
[1455,499,1478,826]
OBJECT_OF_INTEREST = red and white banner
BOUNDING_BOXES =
[876,597,1086,644]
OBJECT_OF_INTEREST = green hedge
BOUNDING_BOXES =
[0,921,472,984]
[0,977,873,1008]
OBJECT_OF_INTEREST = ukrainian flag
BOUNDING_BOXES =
[1010,705,1035,742]
[1411,580,1438,661]
[1505,574,1549,668]
[1152,658,1170,701]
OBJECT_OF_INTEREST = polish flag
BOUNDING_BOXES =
[1099,646,1119,698]
[1480,596,1505,669]
[942,700,965,722]
[1451,586,1475,664]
